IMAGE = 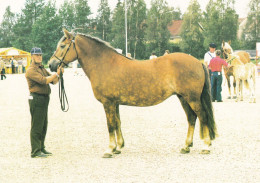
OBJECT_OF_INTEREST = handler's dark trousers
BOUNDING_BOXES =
[29,93,50,157]
[211,72,223,101]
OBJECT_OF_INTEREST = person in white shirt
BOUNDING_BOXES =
[204,43,216,78]
[149,52,157,60]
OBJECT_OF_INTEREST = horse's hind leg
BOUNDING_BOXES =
[177,95,197,154]
[114,104,125,154]
[102,102,118,158]
[188,100,212,154]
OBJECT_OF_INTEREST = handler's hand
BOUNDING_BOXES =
[57,66,64,75]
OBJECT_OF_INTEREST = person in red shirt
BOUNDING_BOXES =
[209,50,228,102]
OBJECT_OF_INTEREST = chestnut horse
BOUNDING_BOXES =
[222,41,251,99]
[49,29,217,158]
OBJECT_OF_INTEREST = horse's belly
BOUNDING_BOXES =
[118,89,174,107]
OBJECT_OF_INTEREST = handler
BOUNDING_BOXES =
[209,50,228,102]
[25,47,64,158]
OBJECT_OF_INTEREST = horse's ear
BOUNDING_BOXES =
[228,40,231,45]
[63,28,73,40]
[222,40,225,47]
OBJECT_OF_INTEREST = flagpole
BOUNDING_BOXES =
[125,0,128,55]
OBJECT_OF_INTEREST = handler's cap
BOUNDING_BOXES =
[209,43,216,48]
[30,47,43,55]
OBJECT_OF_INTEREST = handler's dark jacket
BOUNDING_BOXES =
[25,62,51,94]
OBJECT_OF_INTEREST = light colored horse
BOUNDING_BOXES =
[228,56,256,103]
[222,41,251,99]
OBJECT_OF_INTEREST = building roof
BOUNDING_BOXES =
[168,20,183,37]
[0,47,30,57]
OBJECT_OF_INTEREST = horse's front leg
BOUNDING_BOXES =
[232,78,237,99]
[226,76,232,99]
[240,80,243,101]
[114,104,125,154]
[235,79,240,102]
[102,102,117,158]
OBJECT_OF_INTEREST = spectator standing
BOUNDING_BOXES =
[149,52,157,60]
[0,58,6,80]
[22,58,27,73]
[208,50,228,102]
[18,59,23,74]
[10,56,16,74]
[204,43,216,77]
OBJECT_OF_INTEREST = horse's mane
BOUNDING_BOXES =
[77,33,133,60]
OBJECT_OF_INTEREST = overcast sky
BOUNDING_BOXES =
[0,0,251,23]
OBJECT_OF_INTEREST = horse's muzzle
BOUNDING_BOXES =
[49,59,60,72]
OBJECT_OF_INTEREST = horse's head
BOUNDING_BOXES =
[222,41,234,58]
[49,28,78,72]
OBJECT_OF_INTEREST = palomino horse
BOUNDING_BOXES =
[229,57,256,103]
[49,29,217,158]
[222,41,251,99]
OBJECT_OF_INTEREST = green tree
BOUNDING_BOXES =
[95,0,112,41]
[74,0,92,33]
[31,0,62,64]
[110,0,125,53]
[0,6,16,47]
[180,0,204,58]
[145,0,173,57]
[243,0,260,49]
[127,0,147,59]
[12,0,45,51]
[203,0,238,50]
[59,0,76,30]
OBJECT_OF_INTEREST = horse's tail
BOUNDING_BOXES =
[200,64,218,140]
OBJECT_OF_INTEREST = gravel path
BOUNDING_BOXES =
[0,69,259,183]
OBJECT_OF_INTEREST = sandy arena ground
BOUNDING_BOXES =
[0,68,259,183]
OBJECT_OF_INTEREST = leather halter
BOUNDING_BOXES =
[52,36,79,67]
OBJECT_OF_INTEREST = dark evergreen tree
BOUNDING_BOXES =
[74,0,92,33]
[203,0,238,50]
[0,6,16,47]
[95,0,112,41]
[110,0,125,53]
[12,0,45,51]
[243,0,260,49]
[180,0,204,58]
[31,1,62,64]
[127,0,147,59]
[145,0,173,57]
[59,0,76,30]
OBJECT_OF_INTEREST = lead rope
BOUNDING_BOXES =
[58,68,69,112]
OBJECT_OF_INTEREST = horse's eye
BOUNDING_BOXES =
[60,44,66,48]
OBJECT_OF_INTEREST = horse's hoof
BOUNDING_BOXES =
[200,150,210,154]
[227,96,231,99]
[180,147,190,154]
[102,153,113,158]
[188,142,193,147]
[233,96,237,99]
[113,150,121,154]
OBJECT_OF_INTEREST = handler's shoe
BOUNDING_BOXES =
[42,149,53,156]
[31,152,48,158]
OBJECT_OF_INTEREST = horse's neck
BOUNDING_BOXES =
[75,36,121,79]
